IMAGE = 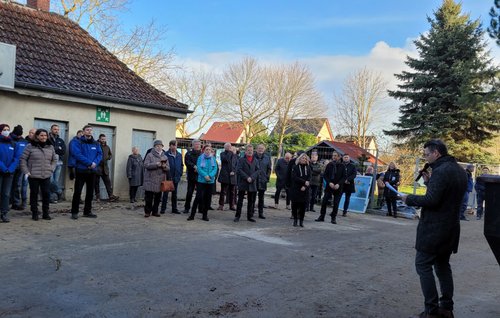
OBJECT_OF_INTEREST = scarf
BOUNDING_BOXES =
[246,155,253,164]
[200,153,216,168]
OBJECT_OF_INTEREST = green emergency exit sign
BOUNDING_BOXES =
[96,106,110,123]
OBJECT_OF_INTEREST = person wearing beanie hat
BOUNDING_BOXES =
[0,123,21,222]
[153,140,163,147]
[9,124,29,211]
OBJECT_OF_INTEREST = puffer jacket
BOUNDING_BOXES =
[20,141,57,179]
[143,150,169,193]
[0,135,20,174]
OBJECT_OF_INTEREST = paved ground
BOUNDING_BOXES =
[0,199,498,318]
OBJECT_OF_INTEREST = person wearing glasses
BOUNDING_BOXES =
[400,140,467,318]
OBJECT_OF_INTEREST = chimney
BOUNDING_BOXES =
[27,0,50,11]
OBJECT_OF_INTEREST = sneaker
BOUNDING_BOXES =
[460,216,469,221]
[1,214,10,223]
[476,215,482,220]
[274,204,279,209]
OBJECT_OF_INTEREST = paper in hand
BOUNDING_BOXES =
[385,182,405,197]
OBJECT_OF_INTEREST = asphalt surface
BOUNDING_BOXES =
[0,199,498,318]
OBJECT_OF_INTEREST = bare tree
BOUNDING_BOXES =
[219,57,274,142]
[55,1,176,89]
[268,62,326,157]
[333,67,387,149]
[163,69,223,138]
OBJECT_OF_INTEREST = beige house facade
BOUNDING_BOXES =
[0,1,189,199]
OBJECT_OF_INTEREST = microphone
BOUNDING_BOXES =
[415,163,430,182]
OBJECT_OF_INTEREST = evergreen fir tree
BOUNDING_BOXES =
[385,0,500,162]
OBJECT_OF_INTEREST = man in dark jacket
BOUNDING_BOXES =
[315,151,345,224]
[234,144,259,223]
[217,142,236,211]
[48,124,66,203]
[254,144,272,219]
[70,125,103,220]
[9,125,28,210]
[161,140,183,214]
[95,134,118,202]
[183,139,202,213]
[401,139,467,318]
[274,152,291,209]
[341,154,357,217]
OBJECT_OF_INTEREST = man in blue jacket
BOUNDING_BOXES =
[160,140,183,214]
[0,124,21,222]
[69,125,102,220]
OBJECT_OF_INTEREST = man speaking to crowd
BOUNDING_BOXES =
[401,140,467,318]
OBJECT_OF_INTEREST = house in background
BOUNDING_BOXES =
[306,140,385,168]
[0,0,189,199]
[201,121,247,144]
[271,118,334,142]
[336,135,378,155]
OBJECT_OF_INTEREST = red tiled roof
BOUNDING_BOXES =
[316,140,386,166]
[201,122,245,143]
[272,118,333,140]
[0,2,188,112]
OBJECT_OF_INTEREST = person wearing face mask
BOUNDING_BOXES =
[20,129,57,221]
[142,140,169,218]
[0,124,21,222]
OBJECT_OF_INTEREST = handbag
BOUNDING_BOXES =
[160,172,175,192]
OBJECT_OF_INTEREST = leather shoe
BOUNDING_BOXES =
[83,213,97,218]
[202,217,209,221]
[71,213,78,220]
[247,218,256,222]
[171,210,181,214]
[409,311,440,318]
[315,218,324,222]
[258,215,266,219]
[187,216,194,221]
[152,212,161,217]
[331,218,337,224]
[438,308,454,318]
[233,217,240,222]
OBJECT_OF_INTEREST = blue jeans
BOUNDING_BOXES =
[50,162,63,197]
[476,191,485,218]
[0,172,14,214]
[415,250,454,314]
[161,182,179,212]
[460,191,470,218]
[10,169,25,207]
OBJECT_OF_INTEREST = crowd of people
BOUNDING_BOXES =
[0,122,490,228]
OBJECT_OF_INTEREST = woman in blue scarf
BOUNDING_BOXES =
[188,145,217,221]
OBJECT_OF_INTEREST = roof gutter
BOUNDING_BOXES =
[14,81,193,114]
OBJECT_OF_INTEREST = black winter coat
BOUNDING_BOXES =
[383,168,400,198]
[185,149,201,182]
[342,162,357,193]
[322,160,346,194]
[237,156,259,192]
[406,155,467,255]
[255,153,272,191]
[218,150,235,184]
[290,163,311,203]
[309,161,322,186]
[274,158,289,188]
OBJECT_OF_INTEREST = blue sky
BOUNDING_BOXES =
[121,1,494,57]
[118,1,499,133]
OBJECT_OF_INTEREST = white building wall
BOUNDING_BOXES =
[0,90,184,199]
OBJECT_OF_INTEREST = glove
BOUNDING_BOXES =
[69,168,75,180]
